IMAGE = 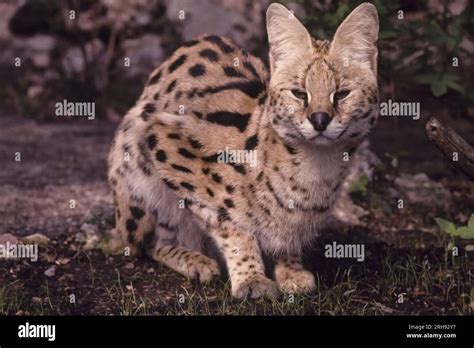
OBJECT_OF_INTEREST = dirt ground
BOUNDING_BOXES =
[0,117,114,237]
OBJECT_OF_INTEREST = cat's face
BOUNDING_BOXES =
[266,3,379,147]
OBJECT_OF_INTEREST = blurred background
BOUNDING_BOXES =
[0,0,472,120]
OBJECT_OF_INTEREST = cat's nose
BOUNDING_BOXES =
[309,112,331,132]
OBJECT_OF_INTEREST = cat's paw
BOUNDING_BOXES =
[185,254,221,283]
[275,268,316,294]
[231,274,278,299]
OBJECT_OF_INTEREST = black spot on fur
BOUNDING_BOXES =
[206,187,215,197]
[218,207,230,222]
[182,40,199,47]
[202,80,264,99]
[284,143,297,155]
[204,35,235,53]
[207,111,250,132]
[158,222,176,231]
[188,137,203,149]
[130,206,145,220]
[225,185,235,193]
[245,135,258,150]
[171,164,193,173]
[126,219,137,232]
[153,93,160,101]
[260,205,271,215]
[189,64,206,77]
[224,199,234,208]
[187,89,197,99]
[140,111,149,121]
[243,61,259,79]
[163,178,179,191]
[202,154,219,162]
[202,167,210,175]
[228,163,246,175]
[211,173,222,183]
[180,182,195,191]
[368,94,378,104]
[148,70,162,85]
[168,133,181,140]
[265,179,287,210]
[121,120,133,132]
[199,49,218,62]
[142,166,151,176]
[156,150,167,162]
[257,171,264,181]
[178,148,197,159]
[223,66,244,78]
[166,79,177,93]
[193,111,203,119]
[147,134,158,150]
[168,54,187,73]
[144,103,156,114]
[139,230,155,254]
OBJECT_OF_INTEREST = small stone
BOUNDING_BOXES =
[44,265,57,277]
[27,85,43,99]
[124,262,135,270]
[22,233,50,248]
[56,257,71,265]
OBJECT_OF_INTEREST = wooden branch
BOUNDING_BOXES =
[426,117,474,180]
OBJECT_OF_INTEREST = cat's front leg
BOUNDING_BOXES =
[210,226,278,299]
[274,253,316,294]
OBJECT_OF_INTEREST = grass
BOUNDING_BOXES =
[0,240,471,315]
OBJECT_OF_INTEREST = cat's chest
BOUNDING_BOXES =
[235,148,345,230]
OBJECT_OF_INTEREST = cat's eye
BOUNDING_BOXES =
[331,89,351,104]
[290,89,308,102]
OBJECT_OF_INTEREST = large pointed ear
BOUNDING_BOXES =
[266,3,313,73]
[329,3,379,74]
